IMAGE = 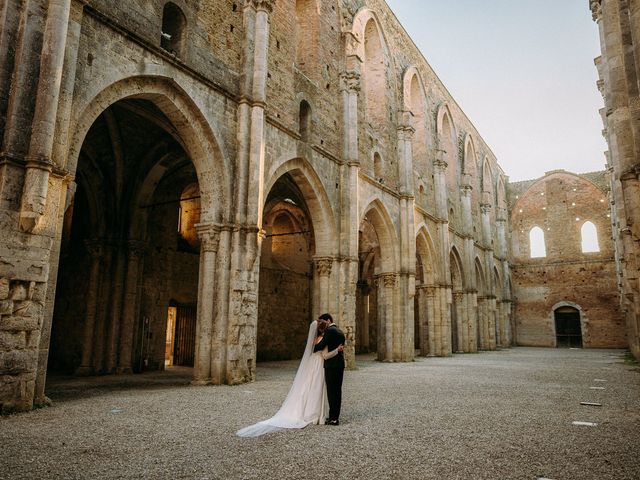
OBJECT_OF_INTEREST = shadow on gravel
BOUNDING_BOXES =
[45,367,193,402]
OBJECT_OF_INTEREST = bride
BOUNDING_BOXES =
[236,319,342,437]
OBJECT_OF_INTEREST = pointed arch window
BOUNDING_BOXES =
[581,221,600,253]
[161,2,187,56]
[299,100,311,142]
[529,226,546,258]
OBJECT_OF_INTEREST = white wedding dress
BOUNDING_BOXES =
[236,320,338,437]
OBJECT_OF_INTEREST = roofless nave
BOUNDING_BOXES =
[0,0,633,413]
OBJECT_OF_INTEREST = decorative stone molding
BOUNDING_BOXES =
[460,184,473,197]
[314,257,334,277]
[480,203,492,215]
[245,0,274,13]
[453,291,464,302]
[84,239,104,258]
[433,158,448,173]
[339,71,361,93]
[381,273,397,288]
[590,0,602,22]
[195,223,221,253]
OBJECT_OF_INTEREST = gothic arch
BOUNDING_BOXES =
[67,75,231,224]
[264,157,337,256]
[416,225,437,285]
[361,199,399,273]
[450,246,465,290]
[481,156,494,205]
[436,103,459,191]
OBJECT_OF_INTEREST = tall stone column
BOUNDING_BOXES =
[425,286,437,356]
[460,179,475,353]
[397,117,416,362]
[19,0,72,232]
[415,285,429,356]
[105,244,126,373]
[75,239,104,376]
[377,273,397,361]
[433,152,452,356]
[314,257,334,314]
[453,291,464,353]
[477,295,487,350]
[192,223,220,385]
[117,241,146,374]
[338,68,361,370]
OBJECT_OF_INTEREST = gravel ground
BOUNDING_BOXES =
[1,348,639,480]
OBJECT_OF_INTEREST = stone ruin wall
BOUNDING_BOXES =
[509,170,626,348]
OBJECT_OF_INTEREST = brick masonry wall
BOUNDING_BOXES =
[510,171,626,348]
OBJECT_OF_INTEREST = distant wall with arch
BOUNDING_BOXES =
[508,170,626,348]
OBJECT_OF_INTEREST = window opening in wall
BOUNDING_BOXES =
[299,100,311,142]
[581,221,600,253]
[529,226,546,258]
[161,2,187,56]
[373,152,382,181]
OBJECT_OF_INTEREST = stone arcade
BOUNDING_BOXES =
[0,0,630,413]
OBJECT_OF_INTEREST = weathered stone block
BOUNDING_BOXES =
[10,283,27,301]
[13,300,43,318]
[0,331,26,352]
[0,350,38,375]
[0,300,13,315]
[0,316,40,332]
[0,279,9,300]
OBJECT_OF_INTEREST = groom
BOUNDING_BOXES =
[314,313,345,425]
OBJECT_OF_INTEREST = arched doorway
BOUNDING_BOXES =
[50,98,203,376]
[450,248,464,354]
[415,228,436,356]
[356,202,398,361]
[257,174,315,361]
[554,306,583,348]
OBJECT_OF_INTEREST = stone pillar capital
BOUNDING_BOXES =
[460,184,473,197]
[84,239,104,257]
[195,223,221,253]
[590,0,602,22]
[379,273,397,288]
[127,240,147,258]
[480,203,492,215]
[245,0,274,13]
[314,256,334,277]
[453,291,464,301]
[433,158,448,173]
[340,71,361,93]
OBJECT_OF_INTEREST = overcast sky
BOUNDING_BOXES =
[385,0,606,181]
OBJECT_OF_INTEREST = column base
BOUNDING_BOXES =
[116,367,133,375]
[190,379,212,386]
[74,366,94,376]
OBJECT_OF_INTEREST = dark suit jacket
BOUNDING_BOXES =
[313,324,345,369]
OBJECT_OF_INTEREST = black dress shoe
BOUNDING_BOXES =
[327,419,339,426]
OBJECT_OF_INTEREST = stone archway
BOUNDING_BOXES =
[46,77,230,390]
[552,301,584,348]
[415,226,436,356]
[258,159,336,362]
[450,247,465,353]
[357,200,400,362]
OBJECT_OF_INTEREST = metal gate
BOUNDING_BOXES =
[555,307,582,348]
[173,304,196,366]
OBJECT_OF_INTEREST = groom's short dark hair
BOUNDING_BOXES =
[318,313,333,323]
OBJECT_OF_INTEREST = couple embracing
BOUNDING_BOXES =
[236,313,346,437]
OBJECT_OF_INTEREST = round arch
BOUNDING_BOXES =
[551,301,585,348]
[67,75,231,224]
[264,157,337,257]
[360,199,399,273]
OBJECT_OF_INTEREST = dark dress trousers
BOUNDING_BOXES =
[313,324,346,421]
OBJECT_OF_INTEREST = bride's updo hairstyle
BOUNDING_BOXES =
[316,320,327,336]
